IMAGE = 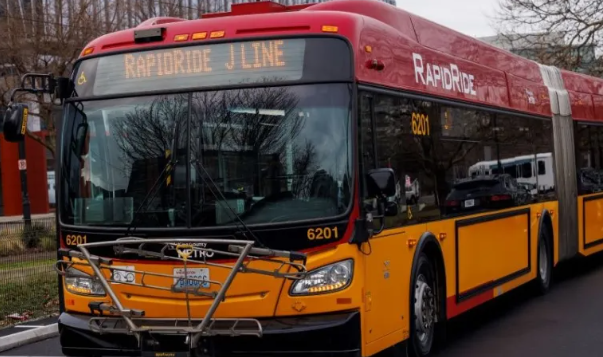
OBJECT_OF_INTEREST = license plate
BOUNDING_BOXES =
[173,268,210,289]
[112,266,135,284]
[464,199,475,208]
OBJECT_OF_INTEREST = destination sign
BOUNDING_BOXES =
[81,38,307,96]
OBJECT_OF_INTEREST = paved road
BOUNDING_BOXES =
[3,253,603,357]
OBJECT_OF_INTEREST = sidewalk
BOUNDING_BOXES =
[0,317,57,339]
[0,317,58,353]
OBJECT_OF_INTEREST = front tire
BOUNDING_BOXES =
[409,253,437,357]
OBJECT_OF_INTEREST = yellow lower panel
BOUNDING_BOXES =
[363,328,406,357]
[580,194,603,255]
[541,201,559,265]
[64,243,365,320]
[63,257,287,318]
[457,210,530,295]
[495,268,535,298]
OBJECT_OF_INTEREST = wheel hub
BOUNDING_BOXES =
[414,274,435,342]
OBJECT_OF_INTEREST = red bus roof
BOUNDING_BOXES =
[79,0,603,121]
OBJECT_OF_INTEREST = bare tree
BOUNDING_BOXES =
[291,140,319,196]
[129,0,226,23]
[0,0,125,156]
[113,95,189,168]
[493,0,603,75]
[0,0,219,157]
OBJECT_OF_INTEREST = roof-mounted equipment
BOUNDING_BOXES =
[136,17,187,28]
[202,1,311,18]
[134,27,165,44]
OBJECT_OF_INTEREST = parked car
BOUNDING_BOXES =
[442,174,530,216]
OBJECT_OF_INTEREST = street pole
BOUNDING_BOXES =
[18,140,31,228]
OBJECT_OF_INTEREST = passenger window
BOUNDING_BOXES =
[434,107,556,216]
[435,108,499,217]
[574,123,603,195]
[360,93,439,229]
[360,95,376,173]
[361,91,556,228]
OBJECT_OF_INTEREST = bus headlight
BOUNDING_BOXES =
[64,268,106,296]
[290,259,353,295]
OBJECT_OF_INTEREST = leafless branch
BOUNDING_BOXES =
[491,0,603,75]
[0,0,218,157]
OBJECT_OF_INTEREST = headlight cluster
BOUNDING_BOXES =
[290,259,353,295]
[64,268,106,296]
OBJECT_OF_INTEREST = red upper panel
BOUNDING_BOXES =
[79,0,603,121]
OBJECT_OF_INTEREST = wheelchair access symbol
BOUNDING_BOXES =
[77,72,87,85]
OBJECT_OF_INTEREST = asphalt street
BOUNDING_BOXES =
[3,253,603,357]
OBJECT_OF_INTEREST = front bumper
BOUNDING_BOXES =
[58,310,361,357]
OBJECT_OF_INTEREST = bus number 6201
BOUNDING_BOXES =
[307,227,339,240]
[411,112,430,136]
[65,234,87,246]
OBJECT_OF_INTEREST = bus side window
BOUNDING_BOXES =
[359,94,379,230]
[574,123,603,195]
[360,92,439,229]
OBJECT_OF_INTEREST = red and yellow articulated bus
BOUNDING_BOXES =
[4,0,603,356]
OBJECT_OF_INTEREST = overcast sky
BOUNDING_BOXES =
[395,0,500,38]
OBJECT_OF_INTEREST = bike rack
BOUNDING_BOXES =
[54,237,308,350]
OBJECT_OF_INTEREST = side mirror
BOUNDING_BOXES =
[3,103,29,142]
[366,168,397,198]
[362,168,399,238]
[55,77,73,100]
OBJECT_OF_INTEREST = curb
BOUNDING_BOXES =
[0,323,58,353]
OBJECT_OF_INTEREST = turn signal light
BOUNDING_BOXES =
[82,47,94,56]
[192,32,207,40]
[174,34,189,41]
[308,281,345,293]
[322,25,338,33]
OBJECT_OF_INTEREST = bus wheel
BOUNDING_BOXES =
[410,253,437,356]
[535,228,552,294]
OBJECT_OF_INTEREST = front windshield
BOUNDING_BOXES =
[60,83,353,228]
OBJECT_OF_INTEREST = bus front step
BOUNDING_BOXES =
[89,316,263,337]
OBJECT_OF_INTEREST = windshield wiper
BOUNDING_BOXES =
[192,160,268,248]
